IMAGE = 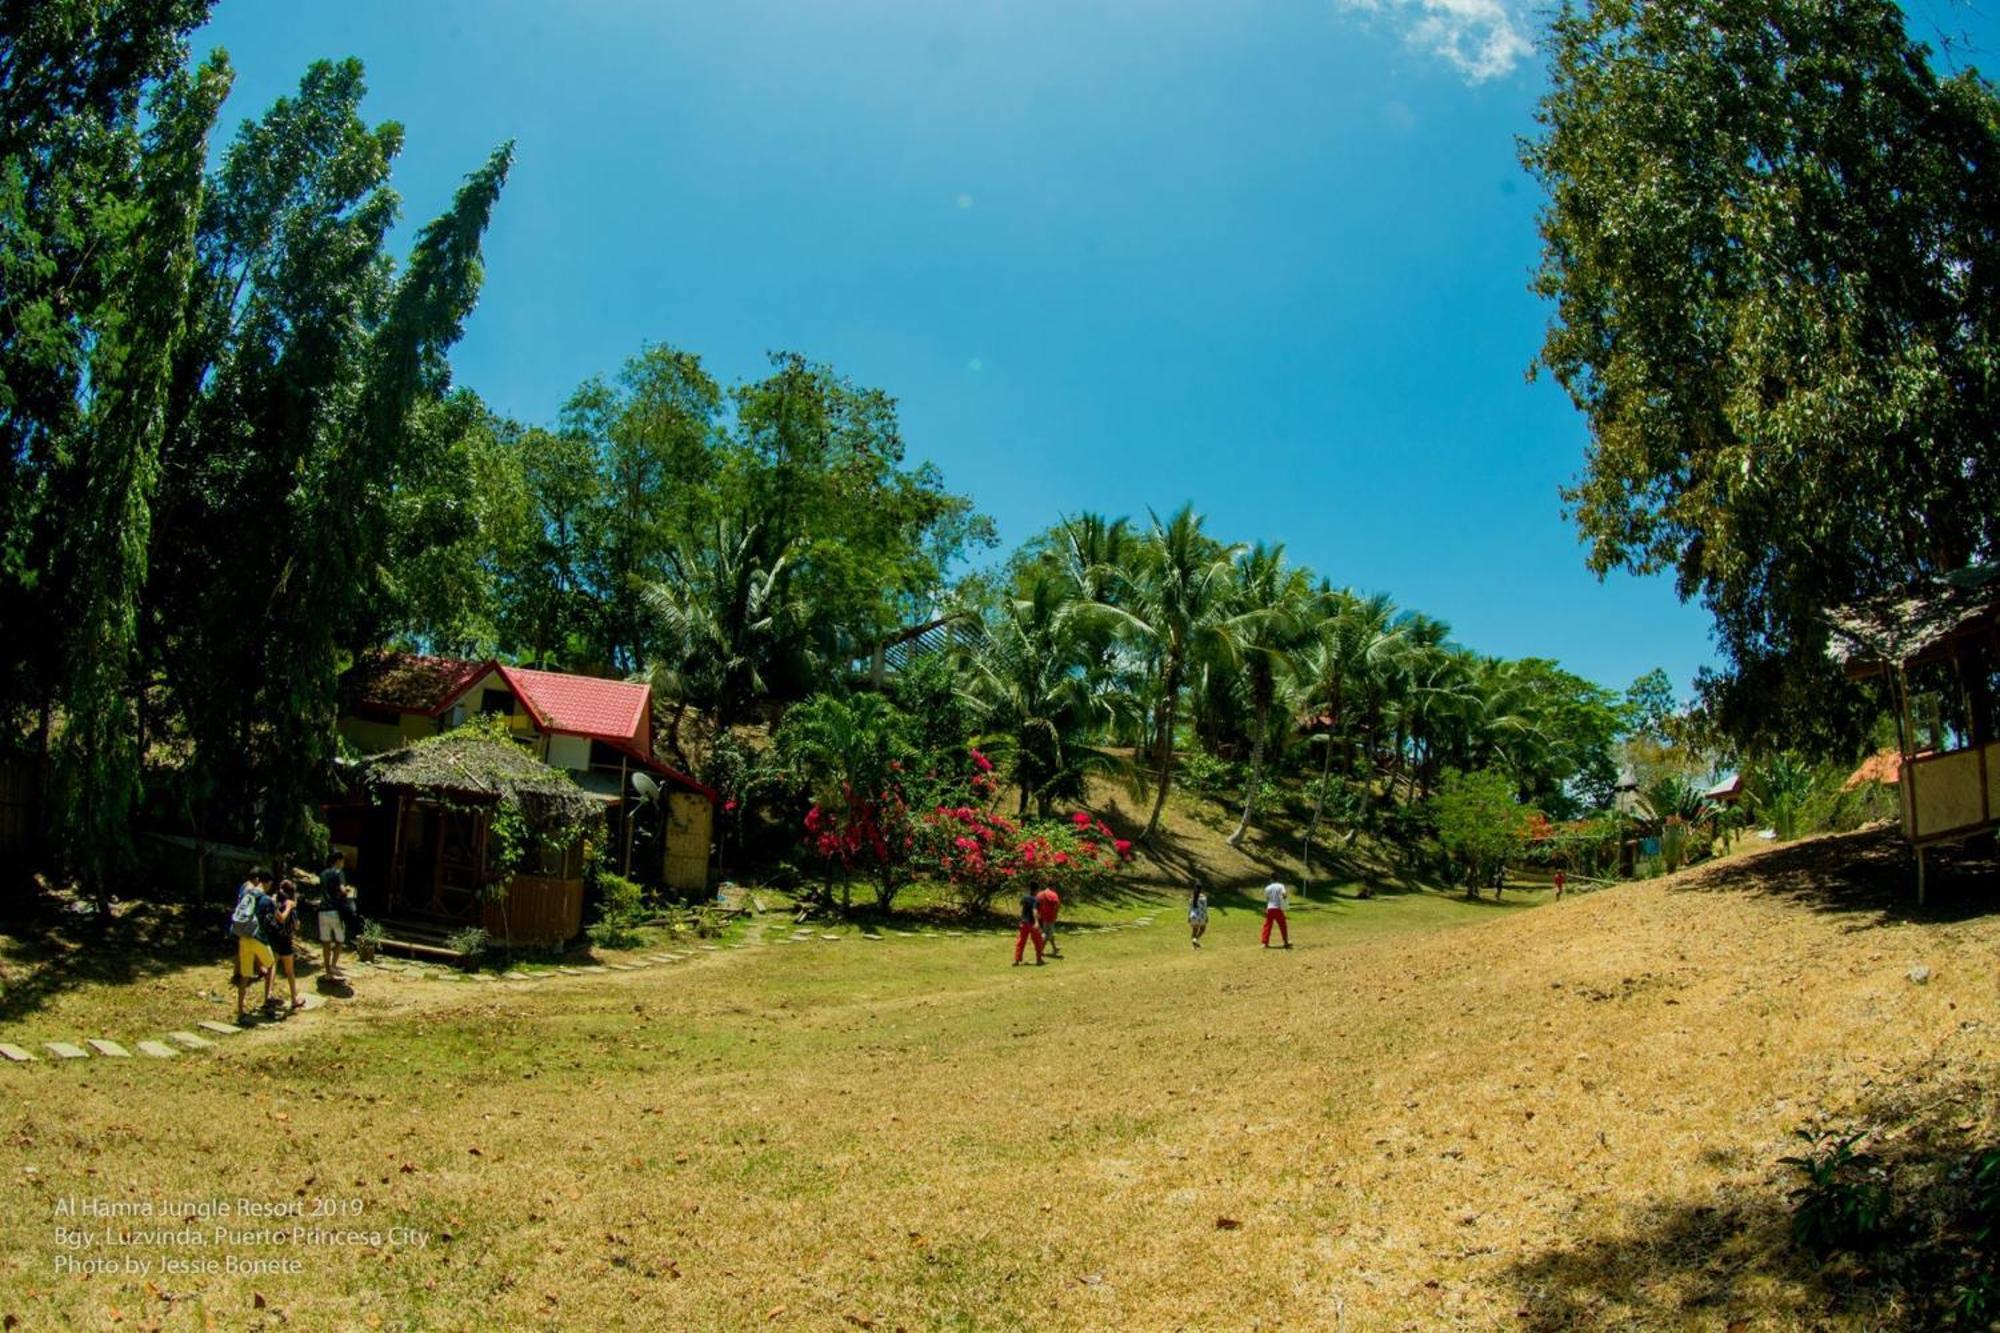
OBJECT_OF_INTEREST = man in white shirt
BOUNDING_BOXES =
[1260,881,1291,949]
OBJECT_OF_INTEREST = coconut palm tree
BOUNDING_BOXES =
[642,516,806,749]
[1223,543,1316,846]
[1293,589,1400,882]
[961,571,1127,817]
[1100,505,1246,841]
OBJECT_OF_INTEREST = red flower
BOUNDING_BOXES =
[1071,811,1092,828]
[724,799,738,813]
[969,748,994,773]
[1113,838,1133,858]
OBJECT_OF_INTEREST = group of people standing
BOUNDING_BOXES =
[1011,879,1297,965]
[228,851,359,1024]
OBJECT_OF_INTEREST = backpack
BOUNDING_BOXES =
[230,886,260,938]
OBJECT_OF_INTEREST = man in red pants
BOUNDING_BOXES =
[1012,885,1046,965]
[1260,880,1291,949]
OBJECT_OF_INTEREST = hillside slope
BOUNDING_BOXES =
[1,827,1993,1329]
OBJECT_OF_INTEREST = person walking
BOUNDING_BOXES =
[1035,885,1062,958]
[1553,868,1567,901]
[1012,884,1046,966]
[230,868,277,1023]
[317,850,354,982]
[1260,880,1291,949]
[1188,888,1209,947]
[270,880,304,1012]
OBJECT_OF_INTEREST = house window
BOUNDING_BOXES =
[479,689,515,716]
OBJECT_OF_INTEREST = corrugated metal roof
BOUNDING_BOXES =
[500,666,650,743]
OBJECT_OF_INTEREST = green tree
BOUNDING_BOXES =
[146,59,511,853]
[1222,543,1316,846]
[963,571,1124,818]
[1430,767,1532,898]
[776,691,918,911]
[1103,505,1246,841]
[1523,0,2000,753]
[42,49,231,902]
[564,344,723,673]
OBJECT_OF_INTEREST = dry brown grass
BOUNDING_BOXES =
[1,826,1994,1330]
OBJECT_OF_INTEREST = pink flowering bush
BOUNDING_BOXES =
[916,805,1132,914]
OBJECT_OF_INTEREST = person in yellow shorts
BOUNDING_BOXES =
[230,868,277,1024]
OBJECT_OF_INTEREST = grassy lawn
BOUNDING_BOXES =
[1,828,1993,1330]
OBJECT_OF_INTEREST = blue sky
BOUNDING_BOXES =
[189,0,1884,699]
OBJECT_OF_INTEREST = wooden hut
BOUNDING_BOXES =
[1828,563,2000,901]
[333,724,606,949]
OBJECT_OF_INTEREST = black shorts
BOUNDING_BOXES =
[272,934,294,959]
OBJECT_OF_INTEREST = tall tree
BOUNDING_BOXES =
[44,50,231,900]
[1105,505,1245,841]
[1223,543,1315,846]
[1523,0,2000,752]
[147,59,511,852]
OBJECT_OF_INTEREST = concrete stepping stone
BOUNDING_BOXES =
[196,1020,240,1035]
[86,1039,131,1058]
[45,1042,89,1059]
[821,933,841,941]
[468,973,496,983]
[861,933,883,941]
[606,962,637,971]
[557,967,583,976]
[0,1042,38,1062]
[297,993,325,1010]
[167,1032,213,1050]
[136,1041,178,1059]
[700,944,720,951]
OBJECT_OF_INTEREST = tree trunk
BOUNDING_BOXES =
[1225,700,1270,847]
[1302,726,1335,888]
[1142,661,1181,842]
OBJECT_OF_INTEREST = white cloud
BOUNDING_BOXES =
[1338,0,1533,83]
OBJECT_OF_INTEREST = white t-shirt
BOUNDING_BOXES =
[1264,882,1288,911]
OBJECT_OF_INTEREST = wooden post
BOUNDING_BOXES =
[620,755,634,878]
[388,792,407,916]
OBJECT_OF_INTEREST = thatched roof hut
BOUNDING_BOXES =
[357,724,604,833]
[338,723,606,949]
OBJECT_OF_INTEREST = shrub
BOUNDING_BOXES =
[1782,1125,1892,1252]
[917,804,1132,914]
[445,926,488,963]
[1177,749,1236,800]
[596,872,648,925]
[586,920,645,950]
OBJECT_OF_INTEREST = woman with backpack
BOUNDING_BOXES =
[230,868,277,1024]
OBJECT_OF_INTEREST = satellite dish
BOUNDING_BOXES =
[631,772,661,803]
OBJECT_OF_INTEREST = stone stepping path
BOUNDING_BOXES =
[8,905,1178,1072]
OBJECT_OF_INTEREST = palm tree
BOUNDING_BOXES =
[1223,543,1315,846]
[1099,505,1245,841]
[642,515,805,755]
[961,571,1126,817]
[1294,590,1400,885]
